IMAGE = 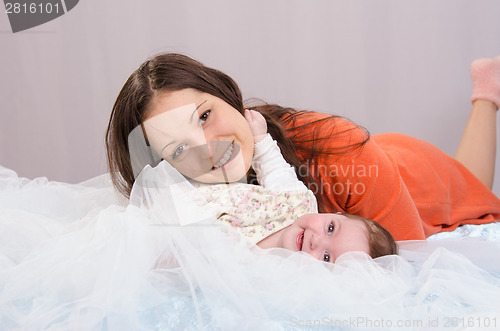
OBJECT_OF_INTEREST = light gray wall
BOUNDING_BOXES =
[1,0,500,195]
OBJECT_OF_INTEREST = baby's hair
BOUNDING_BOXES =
[344,213,398,258]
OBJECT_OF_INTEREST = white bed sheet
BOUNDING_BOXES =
[1,164,500,331]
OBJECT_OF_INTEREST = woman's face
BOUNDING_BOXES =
[258,213,371,263]
[142,88,254,183]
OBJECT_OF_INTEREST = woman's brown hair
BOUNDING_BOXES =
[106,53,370,213]
[246,104,370,212]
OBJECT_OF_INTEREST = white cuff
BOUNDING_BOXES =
[254,134,274,157]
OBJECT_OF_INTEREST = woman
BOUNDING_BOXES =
[106,53,500,241]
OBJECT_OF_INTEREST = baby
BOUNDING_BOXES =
[197,109,398,263]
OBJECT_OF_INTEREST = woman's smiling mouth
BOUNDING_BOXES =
[211,142,236,170]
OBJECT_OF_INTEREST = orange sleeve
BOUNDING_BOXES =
[285,112,426,240]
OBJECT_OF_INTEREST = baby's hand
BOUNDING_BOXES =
[244,109,267,143]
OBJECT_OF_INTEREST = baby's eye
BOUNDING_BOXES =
[199,110,212,124]
[323,251,330,262]
[327,222,335,235]
[172,145,185,160]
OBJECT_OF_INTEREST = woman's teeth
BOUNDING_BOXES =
[212,143,233,169]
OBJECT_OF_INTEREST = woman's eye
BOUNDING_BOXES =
[323,252,330,262]
[328,222,335,235]
[199,110,212,124]
[172,145,185,160]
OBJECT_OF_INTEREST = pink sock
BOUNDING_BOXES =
[470,56,500,109]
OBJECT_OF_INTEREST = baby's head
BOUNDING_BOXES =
[257,212,398,263]
[347,213,399,259]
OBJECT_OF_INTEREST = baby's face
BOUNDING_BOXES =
[263,213,370,263]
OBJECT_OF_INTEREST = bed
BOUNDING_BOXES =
[1,163,500,330]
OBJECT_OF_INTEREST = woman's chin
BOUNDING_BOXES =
[190,167,247,183]
[206,159,250,183]
[196,173,247,184]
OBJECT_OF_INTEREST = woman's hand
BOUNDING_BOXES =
[244,109,268,143]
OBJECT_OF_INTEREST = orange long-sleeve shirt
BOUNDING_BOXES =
[284,112,500,240]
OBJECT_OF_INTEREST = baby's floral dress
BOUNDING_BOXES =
[197,183,317,245]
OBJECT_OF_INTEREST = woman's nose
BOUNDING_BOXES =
[185,144,211,160]
[190,127,210,147]
[185,128,211,159]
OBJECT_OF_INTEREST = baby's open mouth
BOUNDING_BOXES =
[296,231,304,251]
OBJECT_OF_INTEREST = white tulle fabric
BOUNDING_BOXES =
[1,163,500,330]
